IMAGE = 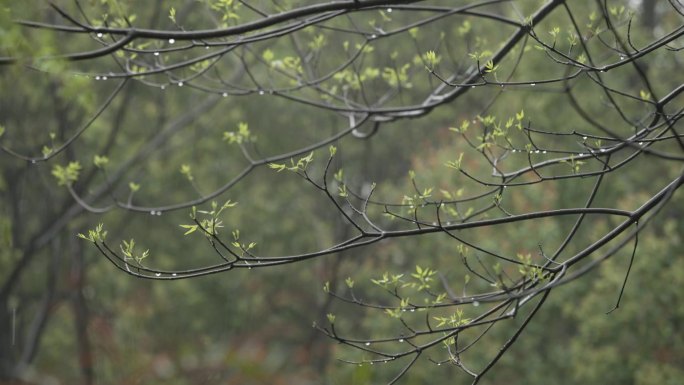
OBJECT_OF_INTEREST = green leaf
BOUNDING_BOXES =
[93,155,109,168]
[179,224,198,235]
[345,277,354,288]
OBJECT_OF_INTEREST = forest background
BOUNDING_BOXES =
[1,1,683,384]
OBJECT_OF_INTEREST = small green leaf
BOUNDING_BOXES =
[345,277,354,288]
[93,155,109,168]
[179,224,198,235]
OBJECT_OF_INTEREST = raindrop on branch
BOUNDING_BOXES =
[365,342,371,346]
[168,38,175,44]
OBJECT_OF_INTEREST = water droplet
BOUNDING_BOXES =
[365,342,371,346]
[258,90,265,95]
[542,150,547,154]
[31,160,36,164]
[370,362,374,365]
[222,92,228,97]
[511,149,516,153]
[535,150,540,154]
[410,308,415,312]
[248,267,252,270]
[471,85,476,89]
[600,70,606,73]
[579,153,585,156]
[95,76,101,80]
[168,38,175,44]
[102,76,108,80]
[370,34,377,39]
[473,301,480,307]
[150,211,156,215]
[155,272,161,277]
[154,52,160,56]
[387,8,392,12]
[96,33,103,38]
[638,142,644,145]
[620,56,625,61]
[398,338,404,343]
[583,136,588,140]
[437,363,442,366]
[178,82,183,87]
[156,211,162,216]
[172,273,177,277]
[160,85,166,90]
[530,83,536,87]
[599,148,606,152]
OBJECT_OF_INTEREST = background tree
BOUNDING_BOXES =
[1,1,683,384]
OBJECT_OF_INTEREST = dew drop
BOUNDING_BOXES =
[530,83,536,87]
[172,273,177,277]
[365,342,371,346]
[511,149,516,153]
[178,82,183,87]
[150,211,156,215]
[579,153,585,156]
[535,150,540,154]
[437,363,442,366]
[154,52,160,56]
[542,150,547,154]
[398,339,404,343]
[31,160,36,164]
[638,142,644,145]
[410,308,415,312]
[95,76,101,80]
[370,362,374,365]
[102,76,108,80]
[583,136,588,140]
[222,92,228,97]
[248,267,253,270]
[155,272,161,277]
[258,90,265,95]
[156,211,163,216]
[473,301,480,307]
[168,38,176,44]
[387,8,393,12]
[620,56,625,61]
[160,85,166,90]
[600,148,606,152]
[370,34,377,39]
[97,33,103,38]
[471,85,476,89]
